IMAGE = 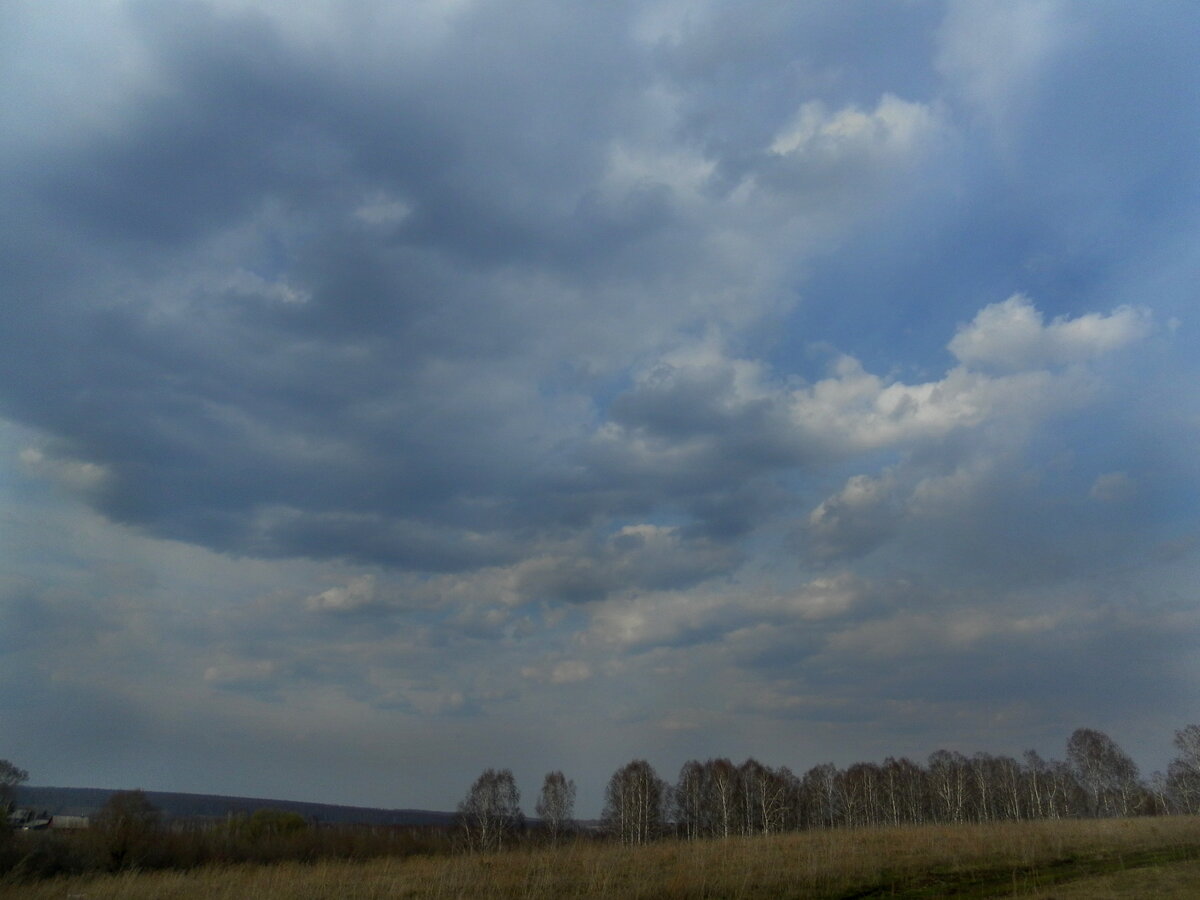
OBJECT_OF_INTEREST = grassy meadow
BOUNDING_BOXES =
[4,816,1200,899]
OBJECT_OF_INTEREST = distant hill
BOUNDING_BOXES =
[14,786,456,827]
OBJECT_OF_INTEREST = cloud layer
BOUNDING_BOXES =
[2,0,1198,815]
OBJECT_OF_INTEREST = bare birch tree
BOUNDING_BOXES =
[1067,728,1141,817]
[534,770,576,842]
[739,759,794,835]
[799,763,842,829]
[602,760,667,845]
[1167,724,1200,813]
[707,758,740,838]
[673,760,707,841]
[928,750,969,824]
[457,768,523,852]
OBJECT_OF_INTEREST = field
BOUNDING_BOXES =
[4,817,1200,899]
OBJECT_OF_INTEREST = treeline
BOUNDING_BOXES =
[4,724,1200,879]
[0,789,452,880]
[597,726,1200,844]
[451,725,1200,849]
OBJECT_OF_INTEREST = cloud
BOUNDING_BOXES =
[18,446,112,497]
[1,1,1197,814]
[305,574,378,614]
[602,294,1140,510]
[514,525,740,604]
[204,659,281,697]
[790,295,1161,567]
[949,294,1152,372]
[521,659,592,685]
[1089,471,1136,503]
[588,573,865,651]
[807,472,901,561]
[1,0,948,573]
[760,94,948,215]
[936,0,1067,136]
[823,607,1061,661]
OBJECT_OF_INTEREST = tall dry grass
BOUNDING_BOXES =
[4,816,1199,899]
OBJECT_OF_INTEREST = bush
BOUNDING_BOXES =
[1,812,458,882]
[0,831,99,882]
[90,790,162,870]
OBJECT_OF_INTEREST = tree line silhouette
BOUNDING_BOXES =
[4,724,1200,877]
[460,725,1200,846]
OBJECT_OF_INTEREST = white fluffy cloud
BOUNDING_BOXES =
[948,294,1152,371]
[769,94,942,166]
[608,295,1140,475]
[799,296,1154,563]
[588,573,864,650]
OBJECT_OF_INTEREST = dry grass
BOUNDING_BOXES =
[5,817,1200,899]
[1024,859,1200,899]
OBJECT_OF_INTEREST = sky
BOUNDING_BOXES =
[2,0,1199,818]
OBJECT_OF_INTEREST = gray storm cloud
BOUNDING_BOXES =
[1,0,1197,814]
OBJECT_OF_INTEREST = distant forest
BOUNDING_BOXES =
[4,725,1200,876]
[466,725,1200,849]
